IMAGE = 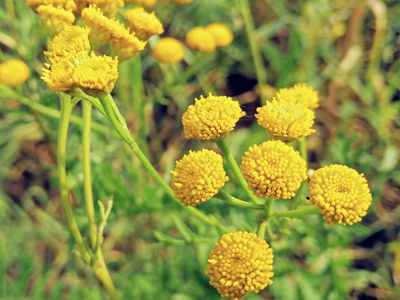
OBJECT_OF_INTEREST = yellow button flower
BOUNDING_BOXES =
[82,5,128,49]
[124,8,163,40]
[182,94,245,140]
[0,60,30,87]
[185,26,217,52]
[256,99,316,142]
[110,33,147,62]
[45,25,91,63]
[309,165,372,226]
[206,231,274,300]
[125,0,157,7]
[37,5,75,36]
[171,149,228,207]
[42,52,119,97]
[205,23,234,47]
[276,83,319,109]
[152,37,184,64]
[241,140,307,199]
[173,0,192,4]
[75,0,124,17]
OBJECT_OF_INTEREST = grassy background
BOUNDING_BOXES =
[0,0,399,299]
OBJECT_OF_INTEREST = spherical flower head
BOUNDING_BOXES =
[37,5,75,36]
[0,60,30,87]
[173,0,192,4]
[309,165,372,226]
[182,94,245,141]
[152,37,184,64]
[276,83,319,109]
[82,5,128,49]
[42,51,119,96]
[241,140,307,199]
[72,52,119,97]
[205,23,234,47]
[185,27,217,52]
[206,231,274,300]
[26,0,67,11]
[256,99,316,142]
[124,8,163,40]
[125,0,157,7]
[45,25,91,63]
[110,33,147,62]
[75,0,124,17]
[170,149,228,207]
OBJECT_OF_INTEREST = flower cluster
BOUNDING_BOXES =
[276,83,319,109]
[171,149,228,207]
[124,7,163,40]
[186,23,233,52]
[152,38,184,64]
[41,25,119,97]
[182,94,245,140]
[206,231,274,300]
[241,140,307,199]
[309,165,372,225]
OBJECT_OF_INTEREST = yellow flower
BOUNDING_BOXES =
[170,149,228,207]
[276,83,319,109]
[152,37,184,64]
[206,231,274,300]
[26,0,67,11]
[110,33,147,62]
[0,60,30,87]
[42,52,119,97]
[185,26,217,52]
[309,165,372,226]
[182,94,245,140]
[124,8,163,40]
[82,5,128,49]
[37,5,75,36]
[125,0,157,7]
[173,0,192,4]
[255,99,316,142]
[45,25,91,63]
[205,23,234,47]
[241,140,307,199]
[75,0,124,17]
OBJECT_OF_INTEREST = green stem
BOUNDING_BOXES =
[290,182,306,210]
[298,138,307,166]
[257,221,267,239]
[131,53,149,156]
[82,101,97,247]
[238,0,267,104]
[215,190,265,210]
[272,206,320,218]
[57,94,91,262]
[215,139,261,204]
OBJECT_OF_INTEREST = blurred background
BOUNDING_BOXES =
[0,0,399,299]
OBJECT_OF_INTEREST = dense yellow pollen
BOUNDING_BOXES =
[0,60,30,87]
[75,0,124,17]
[276,83,319,109]
[82,5,128,48]
[240,140,307,199]
[110,33,147,62]
[37,5,75,36]
[182,93,245,140]
[256,99,316,141]
[206,23,234,47]
[45,25,91,63]
[26,0,68,11]
[170,149,228,207]
[124,8,163,40]
[185,26,217,52]
[206,232,274,299]
[309,165,372,225]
